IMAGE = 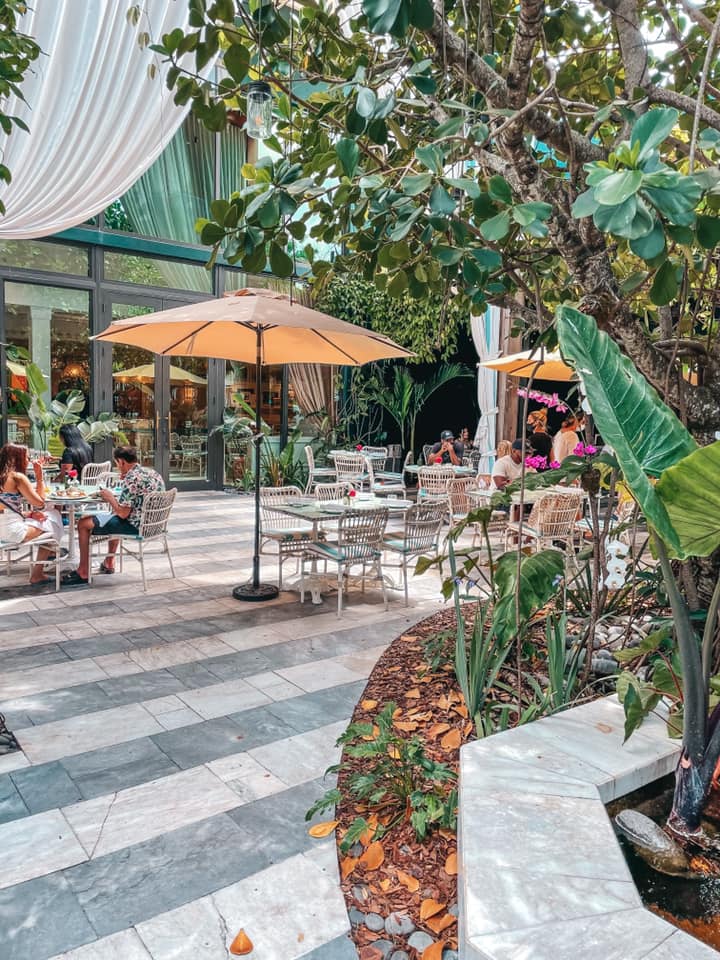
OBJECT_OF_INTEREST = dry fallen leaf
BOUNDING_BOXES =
[359,817,378,846]
[341,856,358,879]
[444,851,458,875]
[436,694,452,710]
[359,947,383,960]
[359,840,385,870]
[440,728,462,750]
[405,688,421,699]
[308,820,338,838]
[452,704,469,718]
[401,635,418,642]
[379,878,391,892]
[361,699,378,710]
[421,941,445,960]
[362,724,380,742]
[397,869,420,892]
[229,929,253,955]
[439,827,456,840]
[420,898,446,920]
[426,913,457,935]
[392,706,403,717]
[393,720,419,732]
[427,722,451,740]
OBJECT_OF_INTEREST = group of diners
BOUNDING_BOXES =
[0,441,163,587]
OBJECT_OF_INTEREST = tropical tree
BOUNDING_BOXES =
[366,362,472,453]
[152,0,720,436]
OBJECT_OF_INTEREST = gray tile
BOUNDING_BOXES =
[2,710,35,730]
[60,634,138,660]
[203,648,275,681]
[29,601,123,626]
[98,669,188,703]
[4,683,114,726]
[152,619,219,642]
[11,761,83,813]
[300,934,358,959]
[60,738,180,800]
[0,644,69,673]
[63,812,270,936]
[0,612,35,630]
[0,774,28,824]
[226,778,327,863]
[0,873,95,960]
[226,705,301,750]
[264,681,367,734]
[167,660,221,688]
[151,716,245,769]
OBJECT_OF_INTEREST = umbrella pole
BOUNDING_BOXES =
[232,326,279,602]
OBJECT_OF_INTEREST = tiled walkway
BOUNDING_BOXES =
[0,492,443,960]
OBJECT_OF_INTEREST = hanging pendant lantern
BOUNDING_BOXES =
[246,81,273,140]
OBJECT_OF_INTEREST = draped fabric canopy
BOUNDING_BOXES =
[0,0,212,239]
[471,307,502,473]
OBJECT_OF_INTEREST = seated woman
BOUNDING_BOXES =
[57,424,93,481]
[0,443,64,585]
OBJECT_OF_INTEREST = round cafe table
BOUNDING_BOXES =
[44,485,103,563]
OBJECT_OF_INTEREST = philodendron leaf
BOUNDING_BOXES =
[556,305,697,556]
[656,441,720,557]
[491,548,565,643]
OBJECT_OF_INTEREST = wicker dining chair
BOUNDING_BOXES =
[504,491,583,553]
[363,455,406,497]
[259,484,320,588]
[333,452,369,490]
[80,461,112,485]
[382,501,445,605]
[417,465,453,504]
[304,445,336,494]
[301,506,389,616]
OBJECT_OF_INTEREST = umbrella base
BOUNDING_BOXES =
[232,581,280,602]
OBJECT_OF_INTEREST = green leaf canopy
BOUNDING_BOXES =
[656,442,720,557]
[556,305,697,556]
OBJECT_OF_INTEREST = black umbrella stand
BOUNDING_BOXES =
[232,326,280,602]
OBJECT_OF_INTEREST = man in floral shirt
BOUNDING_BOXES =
[63,446,165,585]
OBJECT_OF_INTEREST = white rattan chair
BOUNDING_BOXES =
[80,461,112,485]
[314,481,355,502]
[505,491,583,553]
[333,452,369,490]
[89,488,177,591]
[376,450,413,483]
[417,465,453,503]
[179,436,206,474]
[422,443,435,466]
[360,446,388,470]
[0,531,62,591]
[260,484,320,588]
[304,445,336,494]
[363,455,406,497]
[301,506,389,616]
[382,501,445,605]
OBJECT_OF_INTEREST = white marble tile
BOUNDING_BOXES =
[136,851,349,960]
[143,695,186,716]
[206,751,287,802]
[58,621,100,641]
[216,624,289,651]
[186,636,236,658]
[248,720,347,787]
[276,656,368,693]
[468,908,676,960]
[156,707,203,730]
[0,658,108,701]
[127,641,199,672]
[0,808,86,889]
[244,670,305,701]
[62,765,241,859]
[0,624,68,651]
[644,930,720,959]
[177,677,271,720]
[0,749,29,773]
[48,929,152,960]
[461,747,602,800]
[93,651,144,678]
[15,702,163,764]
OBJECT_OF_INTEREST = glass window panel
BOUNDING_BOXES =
[4,282,90,450]
[225,360,282,434]
[110,303,158,468]
[169,357,208,483]
[104,251,212,293]
[0,239,89,275]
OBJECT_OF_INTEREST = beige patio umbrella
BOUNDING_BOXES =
[93,287,413,602]
[480,348,575,381]
[112,363,206,384]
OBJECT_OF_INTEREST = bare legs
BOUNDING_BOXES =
[76,517,119,578]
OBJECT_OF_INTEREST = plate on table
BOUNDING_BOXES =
[383,498,413,509]
[323,502,346,513]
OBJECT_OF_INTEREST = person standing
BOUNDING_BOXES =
[63,445,164,585]
[527,409,552,460]
[552,415,580,464]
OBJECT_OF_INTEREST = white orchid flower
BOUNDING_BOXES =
[606,557,628,575]
[606,539,629,557]
[603,571,626,591]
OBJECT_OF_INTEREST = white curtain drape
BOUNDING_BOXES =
[0,0,214,239]
[471,306,502,473]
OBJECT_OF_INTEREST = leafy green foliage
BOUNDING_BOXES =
[307,701,457,848]
[491,549,565,644]
[656,441,720,558]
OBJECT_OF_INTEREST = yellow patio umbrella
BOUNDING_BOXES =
[93,287,413,602]
[479,348,576,381]
[113,363,206,384]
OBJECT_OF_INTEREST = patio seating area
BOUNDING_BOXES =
[0,490,445,960]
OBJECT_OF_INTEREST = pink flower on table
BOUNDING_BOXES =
[349,489,357,497]
[67,469,78,479]
[356,444,363,451]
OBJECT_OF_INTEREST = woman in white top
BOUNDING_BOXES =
[552,416,580,464]
[0,443,63,585]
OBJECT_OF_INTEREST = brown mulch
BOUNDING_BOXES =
[329,605,539,960]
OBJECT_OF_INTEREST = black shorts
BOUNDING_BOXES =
[91,515,139,536]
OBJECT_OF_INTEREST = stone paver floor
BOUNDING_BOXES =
[0,491,445,960]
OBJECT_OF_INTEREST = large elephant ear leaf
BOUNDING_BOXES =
[492,548,565,643]
[657,441,720,557]
[555,305,697,557]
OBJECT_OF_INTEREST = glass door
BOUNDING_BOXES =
[99,293,218,489]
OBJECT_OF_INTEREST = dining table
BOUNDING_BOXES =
[271,495,413,603]
[404,464,476,477]
[44,484,104,562]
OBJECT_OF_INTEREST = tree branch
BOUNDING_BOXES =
[505,0,545,110]
[646,84,720,136]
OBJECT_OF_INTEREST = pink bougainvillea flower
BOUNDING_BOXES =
[550,460,561,469]
[349,488,357,497]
